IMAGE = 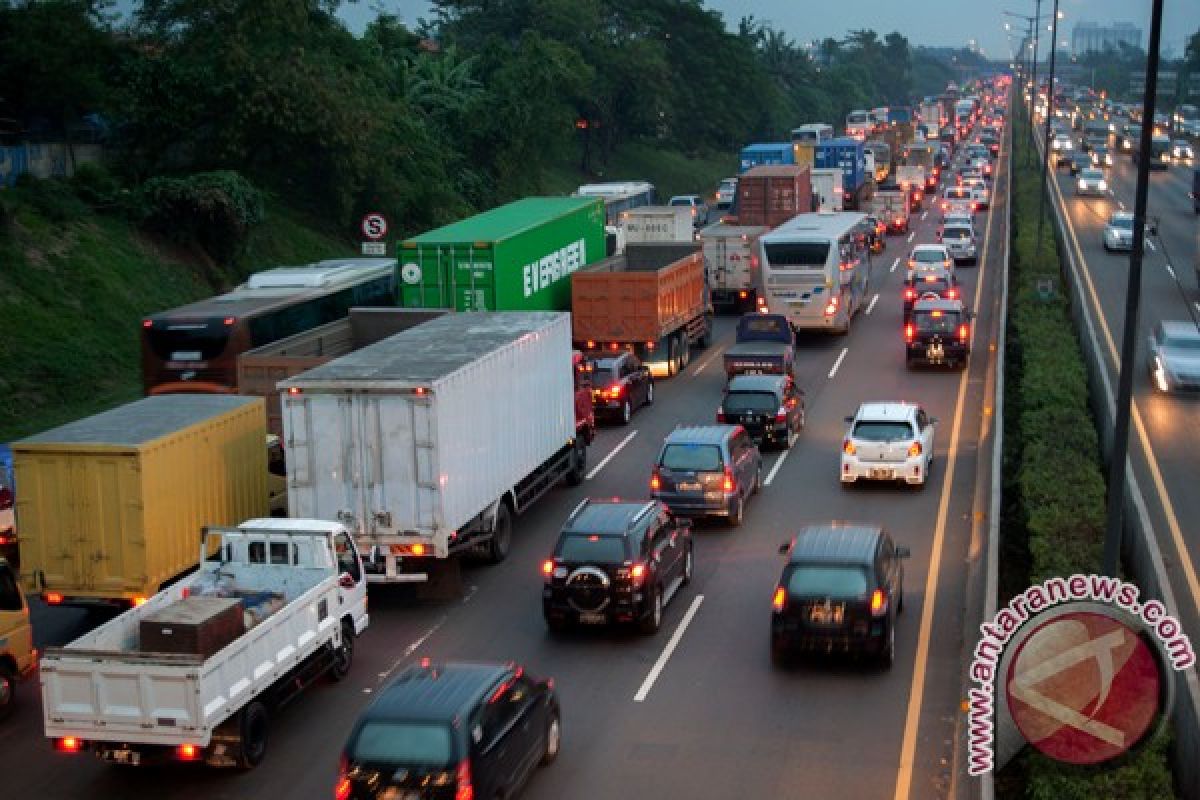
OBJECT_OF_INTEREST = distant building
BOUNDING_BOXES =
[1071,22,1142,57]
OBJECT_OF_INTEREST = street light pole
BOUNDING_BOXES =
[1035,0,1060,254]
[1029,0,1043,164]
[1102,0,1165,577]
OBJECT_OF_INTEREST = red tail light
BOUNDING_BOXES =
[716,409,727,423]
[608,384,623,399]
[57,737,82,753]
[870,589,888,617]
[958,323,970,341]
[456,759,474,800]
[177,744,200,761]
[650,471,661,491]
[907,441,922,457]
[772,586,787,612]
[904,288,917,301]
[334,777,352,800]
[946,288,959,300]
[722,467,735,493]
[824,295,840,317]
[775,407,787,424]
[904,323,915,342]
[45,592,64,605]
[843,439,857,455]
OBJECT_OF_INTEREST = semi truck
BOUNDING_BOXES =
[397,196,606,312]
[571,243,713,377]
[40,519,368,768]
[727,165,814,227]
[700,223,769,312]
[15,395,269,610]
[279,312,588,584]
[815,138,871,210]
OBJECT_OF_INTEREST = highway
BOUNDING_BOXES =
[1040,121,1200,648]
[0,136,1010,800]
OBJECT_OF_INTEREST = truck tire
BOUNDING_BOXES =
[486,503,512,564]
[0,665,16,721]
[666,338,679,377]
[679,336,691,369]
[238,701,270,769]
[565,441,586,487]
[329,620,355,682]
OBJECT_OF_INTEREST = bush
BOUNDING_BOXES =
[1026,729,1175,800]
[139,171,265,263]
[13,174,88,222]
[71,162,122,207]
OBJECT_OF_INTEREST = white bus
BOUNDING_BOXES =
[790,123,835,146]
[757,211,873,334]
[575,181,657,226]
[845,110,871,139]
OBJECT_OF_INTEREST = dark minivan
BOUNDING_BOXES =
[336,660,559,800]
[651,425,762,526]
[770,524,909,668]
[717,374,805,450]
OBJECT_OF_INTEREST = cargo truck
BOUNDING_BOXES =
[723,313,796,379]
[0,556,34,720]
[728,165,814,227]
[15,395,269,610]
[397,196,606,312]
[700,223,769,312]
[237,308,447,439]
[619,205,696,244]
[901,142,941,193]
[920,101,944,130]
[815,138,871,210]
[571,243,713,377]
[864,140,892,183]
[811,168,844,212]
[868,187,912,235]
[40,519,368,768]
[280,312,588,584]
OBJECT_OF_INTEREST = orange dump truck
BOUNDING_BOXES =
[570,243,712,377]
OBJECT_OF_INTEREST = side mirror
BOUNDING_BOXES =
[778,541,792,555]
[844,415,855,425]
[338,572,357,589]
[896,546,912,559]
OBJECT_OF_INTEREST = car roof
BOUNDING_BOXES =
[913,296,964,312]
[787,524,884,565]
[563,499,657,535]
[664,424,738,446]
[912,243,948,254]
[854,401,917,420]
[367,661,512,722]
[1160,321,1200,341]
[726,374,787,393]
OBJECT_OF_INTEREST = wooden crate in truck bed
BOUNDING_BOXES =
[571,243,706,344]
[139,595,245,659]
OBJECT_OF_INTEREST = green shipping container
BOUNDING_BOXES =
[398,197,606,312]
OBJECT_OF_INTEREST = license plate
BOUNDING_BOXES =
[171,351,202,362]
[578,611,606,625]
[106,749,141,766]
[809,604,845,624]
[870,468,894,480]
[677,481,702,491]
[745,369,764,375]
[927,345,944,360]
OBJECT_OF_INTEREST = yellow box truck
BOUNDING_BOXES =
[13,395,267,610]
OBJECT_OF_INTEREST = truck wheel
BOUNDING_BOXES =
[330,620,355,681]
[238,701,270,769]
[666,338,679,377]
[0,665,16,721]
[565,441,586,487]
[487,504,512,564]
[679,337,691,369]
[699,316,713,348]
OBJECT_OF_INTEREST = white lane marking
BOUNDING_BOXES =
[907,231,916,243]
[920,211,928,221]
[375,616,449,687]
[1146,239,1156,252]
[764,448,790,486]
[891,257,900,273]
[586,430,638,480]
[634,594,704,703]
[866,293,880,315]
[1166,264,1176,280]
[691,347,724,376]
[827,347,849,379]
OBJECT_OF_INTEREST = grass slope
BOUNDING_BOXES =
[0,190,353,442]
[540,139,735,200]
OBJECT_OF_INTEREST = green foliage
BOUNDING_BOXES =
[1025,729,1175,799]
[139,171,265,263]
[11,175,89,222]
[71,162,122,207]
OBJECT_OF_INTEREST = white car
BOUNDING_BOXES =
[961,177,990,209]
[1051,132,1074,151]
[841,402,937,488]
[1171,140,1194,161]
[1076,168,1108,197]
[907,244,954,277]
[940,224,978,265]
[942,211,975,232]
[715,178,737,208]
[1102,211,1135,252]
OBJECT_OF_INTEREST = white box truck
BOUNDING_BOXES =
[699,222,769,311]
[810,168,844,211]
[620,205,696,245]
[41,519,368,769]
[279,312,587,583]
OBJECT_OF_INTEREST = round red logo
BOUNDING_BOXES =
[1006,611,1163,765]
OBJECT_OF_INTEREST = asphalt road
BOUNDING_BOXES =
[1041,122,1200,646]
[0,138,1010,800]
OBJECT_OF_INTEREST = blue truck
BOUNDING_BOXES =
[739,143,797,174]
[815,138,870,210]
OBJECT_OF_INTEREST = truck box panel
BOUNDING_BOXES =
[699,224,769,294]
[14,396,268,600]
[280,313,574,551]
[815,138,866,194]
[570,245,706,344]
[620,206,695,244]
[731,165,813,228]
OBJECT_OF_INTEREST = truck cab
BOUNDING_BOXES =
[724,313,796,379]
[0,557,35,720]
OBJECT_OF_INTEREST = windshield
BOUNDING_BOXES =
[1109,216,1133,230]
[1081,170,1104,181]
[723,391,779,413]
[943,227,971,240]
[591,364,619,385]
[659,443,723,471]
[558,534,627,563]
[144,320,232,362]
[913,309,962,333]
[913,249,946,263]
[350,722,454,767]
[670,197,694,206]
[852,420,914,441]
[786,565,869,598]
[763,241,830,270]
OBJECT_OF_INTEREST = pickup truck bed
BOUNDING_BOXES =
[723,341,794,375]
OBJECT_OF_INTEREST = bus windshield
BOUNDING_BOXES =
[763,241,830,270]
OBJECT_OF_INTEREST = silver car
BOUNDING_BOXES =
[1148,321,1200,392]
[1075,168,1107,197]
[1102,211,1134,252]
[940,224,978,265]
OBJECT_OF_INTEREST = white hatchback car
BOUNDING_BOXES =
[907,244,954,278]
[841,402,937,487]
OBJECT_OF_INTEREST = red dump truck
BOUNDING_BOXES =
[571,243,712,377]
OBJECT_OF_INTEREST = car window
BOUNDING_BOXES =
[1163,334,1200,351]
[335,532,361,582]
[852,420,915,441]
[592,364,618,384]
[913,249,944,263]
[1081,169,1103,180]
[723,391,778,413]
[786,565,869,597]
[350,721,454,766]
[660,443,723,471]
[913,309,962,333]
[557,534,627,563]
[1109,216,1133,230]
[943,227,971,239]
[0,567,22,612]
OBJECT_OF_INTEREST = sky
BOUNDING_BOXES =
[353,0,1199,60]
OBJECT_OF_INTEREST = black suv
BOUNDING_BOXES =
[542,499,693,634]
[902,270,960,318]
[588,352,653,425]
[717,374,805,450]
[770,524,910,668]
[905,296,972,369]
[337,660,560,800]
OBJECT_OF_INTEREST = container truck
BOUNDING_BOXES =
[738,143,797,173]
[619,205,696,244]
[237,308,446,439]
[810,168,844,212]
[700,223,769,312]
[397,196,606,312]
[40,519,368,768]
[15,395,269,610]
[571,243,712,377]
[280,312,588,584]
[868,187,912,235]
[728,165,814,227]
[815,138,870,210]
[864,140,891,182]
[900,142,941,193]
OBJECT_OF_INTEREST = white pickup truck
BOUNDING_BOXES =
[41,519,369,768]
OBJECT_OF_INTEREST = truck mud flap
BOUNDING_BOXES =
[416,558,464,601]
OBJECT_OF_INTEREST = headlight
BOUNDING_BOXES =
[1098,180,1108,190]
[1077,179,1086,190]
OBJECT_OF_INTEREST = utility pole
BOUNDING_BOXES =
[1102,0,1164,577]
[1035,0,1060,254]
[1029,0,1043,165]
